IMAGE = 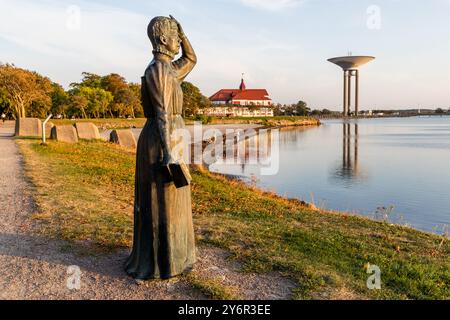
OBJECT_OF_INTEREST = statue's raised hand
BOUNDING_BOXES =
[169,15,185,38]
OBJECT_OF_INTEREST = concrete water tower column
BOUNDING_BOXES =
[328,56,375,117]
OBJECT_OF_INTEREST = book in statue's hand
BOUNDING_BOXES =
[169,161,192,189]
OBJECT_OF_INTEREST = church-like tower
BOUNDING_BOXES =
[239,78,246,91]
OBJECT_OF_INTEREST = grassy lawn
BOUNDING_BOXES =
[51,118,147,129]
[50,116,319,129]
[17,139,449,300]
[193,116,320,126]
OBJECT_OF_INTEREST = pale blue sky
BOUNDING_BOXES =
[1,0,449,110]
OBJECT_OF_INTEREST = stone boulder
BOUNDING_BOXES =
[51,125,79,143]
[110,129,137,149]
[15,118,42,137]
[75,122,100,140]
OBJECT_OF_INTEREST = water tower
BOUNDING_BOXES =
[328,55,375,116]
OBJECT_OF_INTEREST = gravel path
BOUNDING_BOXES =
[0,121,296,300]
[0,122,206,300]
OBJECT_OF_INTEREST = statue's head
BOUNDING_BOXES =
[148,16,180,58]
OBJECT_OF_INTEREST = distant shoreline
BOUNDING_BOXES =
[48,116,320,130]
[313,113,450,120]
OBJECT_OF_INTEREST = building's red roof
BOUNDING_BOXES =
[209,89,272,102]
[209,89,236,102]
[233,89,271,101]
[210,89,271,102]
[210,79,272,103]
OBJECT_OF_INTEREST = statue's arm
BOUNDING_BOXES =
[171,17,197,81]
[145,64,174,166]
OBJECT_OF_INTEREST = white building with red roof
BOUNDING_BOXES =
[204,79,274,117]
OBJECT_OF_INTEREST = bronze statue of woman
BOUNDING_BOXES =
[125,16,197,280]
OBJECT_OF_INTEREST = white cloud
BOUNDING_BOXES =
[239,0,304,11]
[0,0,152,86]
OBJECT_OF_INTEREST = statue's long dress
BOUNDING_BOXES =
[125,56,196,280]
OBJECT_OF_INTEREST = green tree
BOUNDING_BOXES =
[68,84,113,119]
[181,81,210,117]
[0,87,11,117]
[70,72,142,118]
[273,103,284,116]
[294,100,311,116]
[71,72,102,89]
[80,87,114,118]
[129,83,143,118]
[50,83,69,118]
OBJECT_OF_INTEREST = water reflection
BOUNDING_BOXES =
[330,123,367,185]
[206,128,277,178]
[278,126,310,146]
[210,117,450,233]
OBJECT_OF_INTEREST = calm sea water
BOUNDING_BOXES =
[210,116,450,234]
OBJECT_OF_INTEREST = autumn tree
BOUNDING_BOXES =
[102,74,140,118]
[0,65,206,120]
[68,93,89,118]
[101,73,127,94]
[114,88,140,118]
[0,64,52,118]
